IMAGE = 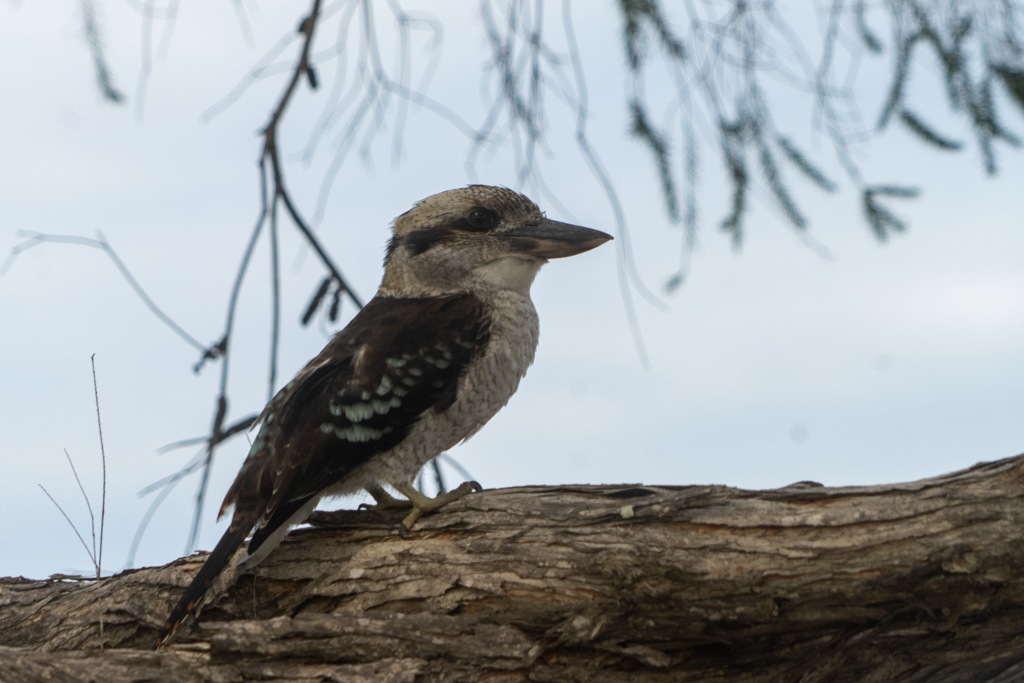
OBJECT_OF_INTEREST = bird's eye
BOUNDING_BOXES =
[466,207,497,230]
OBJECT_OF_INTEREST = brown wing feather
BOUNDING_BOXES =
[158,294,490,646]
[220,294,488,527]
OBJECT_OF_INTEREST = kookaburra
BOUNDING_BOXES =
[156,185,611,645]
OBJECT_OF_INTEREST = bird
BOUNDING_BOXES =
[156,185,612,646]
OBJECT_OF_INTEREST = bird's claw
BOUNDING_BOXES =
[394,480,482,537]
[360,483,413,512]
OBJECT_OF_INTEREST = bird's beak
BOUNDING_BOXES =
[499,219,613,259]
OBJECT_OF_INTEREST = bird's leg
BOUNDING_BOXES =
[394,480,482,537]
[359,483,413,511]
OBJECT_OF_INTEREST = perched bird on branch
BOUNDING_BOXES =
[156,185,611,646]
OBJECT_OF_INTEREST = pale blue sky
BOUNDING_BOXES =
[2,1,1023,579]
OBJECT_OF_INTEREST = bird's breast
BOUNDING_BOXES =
[456,291,539,413]
[345,292,539,490]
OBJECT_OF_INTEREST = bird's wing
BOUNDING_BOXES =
[157,294,490,647]
[223,293,492,554]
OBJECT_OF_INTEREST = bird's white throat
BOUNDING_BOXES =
[472,255,544,295]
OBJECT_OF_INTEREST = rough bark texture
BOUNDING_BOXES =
[5,454,1024,682]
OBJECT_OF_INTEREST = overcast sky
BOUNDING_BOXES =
[2,1,1023,580]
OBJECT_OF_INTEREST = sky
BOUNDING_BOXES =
[2,1,1023,580]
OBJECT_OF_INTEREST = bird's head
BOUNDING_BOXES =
[380,185,612,297]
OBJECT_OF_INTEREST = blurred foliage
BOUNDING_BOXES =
[77,0,1024,286]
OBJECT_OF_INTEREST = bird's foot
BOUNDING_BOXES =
[359,484,414,511]
[394,480,482,538]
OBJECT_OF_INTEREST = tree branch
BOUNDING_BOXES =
[6,454,1024,680]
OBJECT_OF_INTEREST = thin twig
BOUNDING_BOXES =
[276,186,363,309]
[125,448,199,568]
[35,356,109,647]
[563,0,651,367]
[91,354,107,648]
[186,397,226,554]
[38,484,96,567]
[61,448,98,565]
[431,458,446,495]
[1,232,208,354]
[135,0,153,121]
[268,176,281,402]
[155,415,257,455]
[438,452,476,484]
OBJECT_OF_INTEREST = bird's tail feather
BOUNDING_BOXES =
[155,523,249,648]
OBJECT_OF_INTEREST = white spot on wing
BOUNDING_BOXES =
[371,396,402,414]
[331,424,385,442]
[375,375,394,396]
[342,402,375,421]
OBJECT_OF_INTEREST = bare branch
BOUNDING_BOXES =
[1,232,208,354]
[13,456,1024,679]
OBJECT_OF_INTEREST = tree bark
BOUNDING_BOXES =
[4,454,1024,682]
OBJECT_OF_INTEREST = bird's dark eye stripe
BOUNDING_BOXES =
[395,211,498,259]
[403,228,449,256]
